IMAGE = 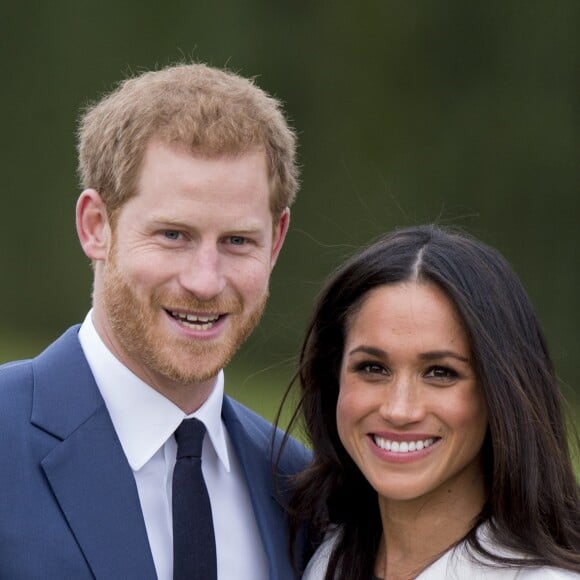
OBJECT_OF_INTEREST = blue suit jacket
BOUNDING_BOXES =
[0,326,310,579]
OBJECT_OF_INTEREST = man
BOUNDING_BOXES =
[0,63,310,579]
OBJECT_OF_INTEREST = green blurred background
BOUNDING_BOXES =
[1,1,578,432]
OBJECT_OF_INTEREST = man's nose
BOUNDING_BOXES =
[178,245,226,301]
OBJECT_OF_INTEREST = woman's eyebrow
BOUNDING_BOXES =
[347,345,388,358]
[419,350,470,363]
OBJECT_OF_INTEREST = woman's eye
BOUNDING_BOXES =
[425,366,458,379]
[355,362,387,375]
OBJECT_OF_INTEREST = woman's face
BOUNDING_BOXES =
[336,282,488,506]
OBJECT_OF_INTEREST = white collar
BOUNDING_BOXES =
[78,311,231,472]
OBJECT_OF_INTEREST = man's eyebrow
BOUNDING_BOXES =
[149,216,265,232]
[149,217,190,228]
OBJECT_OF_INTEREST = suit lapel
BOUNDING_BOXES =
[222,397,294,580]
[32,327,157,580]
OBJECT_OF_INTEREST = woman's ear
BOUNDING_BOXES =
[76,189,111,261]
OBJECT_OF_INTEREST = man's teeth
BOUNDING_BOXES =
[171,311,220,330]
[373,436,436,453]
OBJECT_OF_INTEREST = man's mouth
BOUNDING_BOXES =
[168,310,222,331]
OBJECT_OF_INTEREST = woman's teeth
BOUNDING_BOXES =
[373,436,436,453]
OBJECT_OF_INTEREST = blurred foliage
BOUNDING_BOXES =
[1,1,578,414]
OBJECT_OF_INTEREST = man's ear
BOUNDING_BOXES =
[270,207,290,269]
[76,189,111,261]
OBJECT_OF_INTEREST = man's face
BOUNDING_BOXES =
[89,140,288,409]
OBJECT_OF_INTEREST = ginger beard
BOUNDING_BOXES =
[101,248,268,387]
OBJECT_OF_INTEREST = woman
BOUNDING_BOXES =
[283,225,580,579]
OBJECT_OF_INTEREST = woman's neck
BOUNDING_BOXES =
[375,467,485,579]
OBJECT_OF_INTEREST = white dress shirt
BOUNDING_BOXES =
[78,312,269,580]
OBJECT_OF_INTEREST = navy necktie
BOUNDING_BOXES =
[172,418,217,580]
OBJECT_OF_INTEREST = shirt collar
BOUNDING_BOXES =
[78,311,231,472]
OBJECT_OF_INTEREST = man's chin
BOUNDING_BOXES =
[148,349,231,386]
[133,313,262,386]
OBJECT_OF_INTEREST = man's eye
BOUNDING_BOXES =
[229,236,247,245]
[163,231,180,240]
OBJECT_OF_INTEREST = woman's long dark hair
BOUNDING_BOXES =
[281,225,580,578]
